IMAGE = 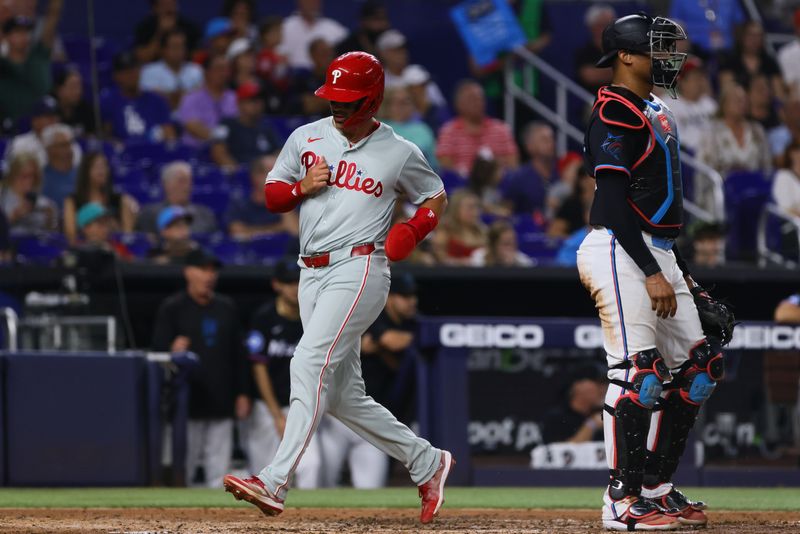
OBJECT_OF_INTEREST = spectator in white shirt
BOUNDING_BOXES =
[6,96,81,171]
[773,142,800,218]
[278,0,348,70]
[661,57,717,153]
[778,8,800,95]
[140,28,203,109]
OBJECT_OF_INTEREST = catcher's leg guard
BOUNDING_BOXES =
[605,349,671,499]
[644,340,723,486]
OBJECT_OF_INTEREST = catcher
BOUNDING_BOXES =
[576,13,735,531]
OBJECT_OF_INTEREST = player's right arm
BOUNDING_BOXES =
[587,112,677,318]
[264,129,330,213]
[252,362,286,436]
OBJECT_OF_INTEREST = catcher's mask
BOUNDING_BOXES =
[596,13,688,98]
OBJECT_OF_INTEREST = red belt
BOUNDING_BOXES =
[301,243,376,268]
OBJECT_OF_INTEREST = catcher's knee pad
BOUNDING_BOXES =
[609,349,671,409]
[675,340,724,406]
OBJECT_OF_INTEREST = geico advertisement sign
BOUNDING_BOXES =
[727,325,800,350]
[440,324,544,348]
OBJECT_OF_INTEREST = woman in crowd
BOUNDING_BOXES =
[52,67,96,136]
[773,142,800,217]
[470,220,533,267]
[467,152,510,217]
[62,152,139,244]
[0,153,57,234]
[381,86,438,170]
[432,189,488,265]
[699,83,772,177]
[718,20,784,100]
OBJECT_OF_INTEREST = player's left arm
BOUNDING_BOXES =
[386,145,448,261]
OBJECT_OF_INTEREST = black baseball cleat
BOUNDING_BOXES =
[642,483,707,527]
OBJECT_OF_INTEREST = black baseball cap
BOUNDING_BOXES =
[3,16,34,34]
[273,257,300,283]
[390,272,417,296]
[113,51,140,72]
[31,96,58,117]
[185,248,222,269]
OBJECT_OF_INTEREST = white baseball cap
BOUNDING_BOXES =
[227,37,251,60]
[402,64,430,85]
[376,30,406,52]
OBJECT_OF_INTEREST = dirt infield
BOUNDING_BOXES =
[1,508,799,533]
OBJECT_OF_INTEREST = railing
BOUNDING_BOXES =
[757,203,800,268]
[1,307,19,351]
[503,46,726,223]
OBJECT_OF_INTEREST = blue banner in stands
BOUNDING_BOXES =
[450,0,527,67]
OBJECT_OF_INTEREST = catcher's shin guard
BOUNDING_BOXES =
[644,340,722,486]
[605,349,670,498]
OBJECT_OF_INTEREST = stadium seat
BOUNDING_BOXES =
[243,233,292,264]
[13,233,67,265]
[192,184,235,221]
[439,169,467,193]
[724,171,772,260]
[517,231,563,263]
[268,116,307,143]
[201,234,247,265]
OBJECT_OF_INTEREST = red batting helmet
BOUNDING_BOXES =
[314,51,384,128]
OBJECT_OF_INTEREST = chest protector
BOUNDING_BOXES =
[594,87,684,237]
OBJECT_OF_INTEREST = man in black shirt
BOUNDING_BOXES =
[244,258,321,488]
[318,273,419,488]
[578,14,724,530]
[541,376,605,444]
[152,248,250,487]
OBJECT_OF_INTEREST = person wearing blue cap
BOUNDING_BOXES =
[243,257,321,487]
[147,205,197,264]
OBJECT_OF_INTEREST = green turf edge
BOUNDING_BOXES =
[0,488,798,511]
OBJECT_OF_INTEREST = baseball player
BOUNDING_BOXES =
[577,14,735,531]
[243,258,321,488]
[223,51,454,524]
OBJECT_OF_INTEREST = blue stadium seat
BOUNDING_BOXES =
[268,116,306,143]
[439,169,467,193]
[512,214,545,234]
[192,184,233,221]
[243,234,292,264]
[202,235,247,265]
[724,171,772,260]
[13,233,67,265]
[517,231,563,263]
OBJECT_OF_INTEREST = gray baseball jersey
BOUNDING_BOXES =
[266,117,445,255]
[258,117,444,500]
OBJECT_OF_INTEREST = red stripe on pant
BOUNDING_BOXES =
[274,255,372,495]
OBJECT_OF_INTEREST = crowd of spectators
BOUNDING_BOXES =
[1,0,799,269]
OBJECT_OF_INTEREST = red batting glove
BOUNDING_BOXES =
[385,207,438,262]
[385,223,419,261]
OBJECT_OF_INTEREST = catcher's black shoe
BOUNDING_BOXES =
[642,483,707,527]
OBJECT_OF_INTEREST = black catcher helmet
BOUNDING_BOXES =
[596,13,687,97]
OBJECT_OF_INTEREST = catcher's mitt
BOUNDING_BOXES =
[691,285,736,346]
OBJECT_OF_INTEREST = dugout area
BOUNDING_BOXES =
[0,488,798,533]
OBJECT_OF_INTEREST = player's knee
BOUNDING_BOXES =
[610,349,670,409]
[673,340,723,406]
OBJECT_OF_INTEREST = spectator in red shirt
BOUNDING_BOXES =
[431,189,488,266]
[436,80,518,177]
[256,16,290,95]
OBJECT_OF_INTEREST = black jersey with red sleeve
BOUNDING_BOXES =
[584,85,684,238]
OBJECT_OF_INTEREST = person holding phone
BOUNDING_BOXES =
[0,152,57,234]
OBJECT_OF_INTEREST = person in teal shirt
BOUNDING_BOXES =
[381,86,439,171]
